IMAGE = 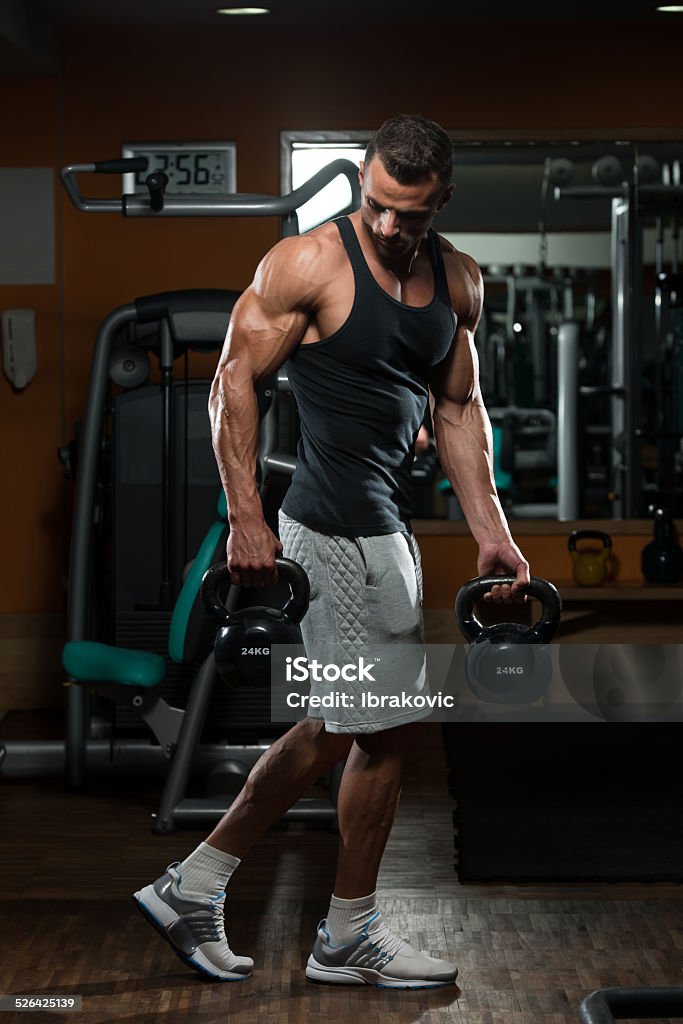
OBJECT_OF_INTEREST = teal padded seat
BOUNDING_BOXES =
[61,489,228,688]
[167,488,228,664]
[168,519,226,663]
[62,640,166,689]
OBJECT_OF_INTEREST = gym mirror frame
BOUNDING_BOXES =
[281,128,683,523]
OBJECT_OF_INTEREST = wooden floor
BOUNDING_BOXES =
[1,716,683,1024]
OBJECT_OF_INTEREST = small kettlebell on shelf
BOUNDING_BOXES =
[641,506,683,585]
[568,530,612,586]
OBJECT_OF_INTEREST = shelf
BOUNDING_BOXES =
[413,518,683,537]
[553,580,683,601]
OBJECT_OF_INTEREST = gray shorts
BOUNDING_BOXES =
[278,510,431,734]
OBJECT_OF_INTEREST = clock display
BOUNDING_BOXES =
[122,143,236,195]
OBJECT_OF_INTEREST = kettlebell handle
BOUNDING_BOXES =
[455,574,562,644]
[568,530,612,552]
[201,557,310,626]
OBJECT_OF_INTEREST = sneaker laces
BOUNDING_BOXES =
[203,893,238,951]
[172,865,231,945]
[364,911,408,958]
[206,892,228,932]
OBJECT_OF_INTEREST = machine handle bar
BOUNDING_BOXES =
[60,157,361,219]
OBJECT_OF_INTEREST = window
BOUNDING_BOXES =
[281,132,367,233]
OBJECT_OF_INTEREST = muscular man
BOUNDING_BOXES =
[134,114,530,989]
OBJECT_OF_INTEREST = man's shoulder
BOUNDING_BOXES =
[436,234,481,281]
[252,220,346,311]
[262,220,345,283]
[434,234,483,321]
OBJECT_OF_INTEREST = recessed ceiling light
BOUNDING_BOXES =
[657,4,683,10]
[216,6,270,13]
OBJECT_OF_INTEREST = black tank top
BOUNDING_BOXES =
[281,216,456,537]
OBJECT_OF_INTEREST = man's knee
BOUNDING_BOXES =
[352,720,429,759]
[297,716,354,765]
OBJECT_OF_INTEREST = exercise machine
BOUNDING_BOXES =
[0,158,360,826]
[555,149,683,517]
[579,986,683,1022]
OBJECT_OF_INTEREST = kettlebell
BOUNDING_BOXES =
[201,557,310,686]
[559,644,682,722]
[641,506,683,584]
[568,530,612,586]
[455,575,562,704]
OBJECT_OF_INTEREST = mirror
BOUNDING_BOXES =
[436,139,683,521]
[282,132,683,521]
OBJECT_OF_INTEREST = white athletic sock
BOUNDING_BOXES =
[177,841,241,898]
[325,891,378,944]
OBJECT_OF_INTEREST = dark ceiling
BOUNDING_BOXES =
[0,0,675,77]
[36,0,671,24]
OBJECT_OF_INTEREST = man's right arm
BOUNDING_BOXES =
[209,236,319,587]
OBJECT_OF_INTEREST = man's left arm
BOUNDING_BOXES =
[429,252,530,602]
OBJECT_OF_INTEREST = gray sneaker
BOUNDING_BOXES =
[305,911,458,989]
[133,862,253,981]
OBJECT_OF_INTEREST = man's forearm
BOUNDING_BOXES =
[208,370,264,528]
[432,395,512,547]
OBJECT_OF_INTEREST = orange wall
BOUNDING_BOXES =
[0,77,64,612]
[416,531,672,609]
[2,18,683,613]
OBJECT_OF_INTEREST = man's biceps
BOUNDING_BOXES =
[456,322,478,348]
[235,302,303,349]
[431,376,479,410]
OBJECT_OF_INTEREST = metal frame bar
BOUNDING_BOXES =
[60,158,361,236]
[557,322,580,520]
[65,303,136,786]
[579,986,683,1022]
[610,196,629,518]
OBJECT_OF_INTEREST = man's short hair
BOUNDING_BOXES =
[365,114,453,189]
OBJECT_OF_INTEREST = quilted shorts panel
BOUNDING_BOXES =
[278,511,430,733]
